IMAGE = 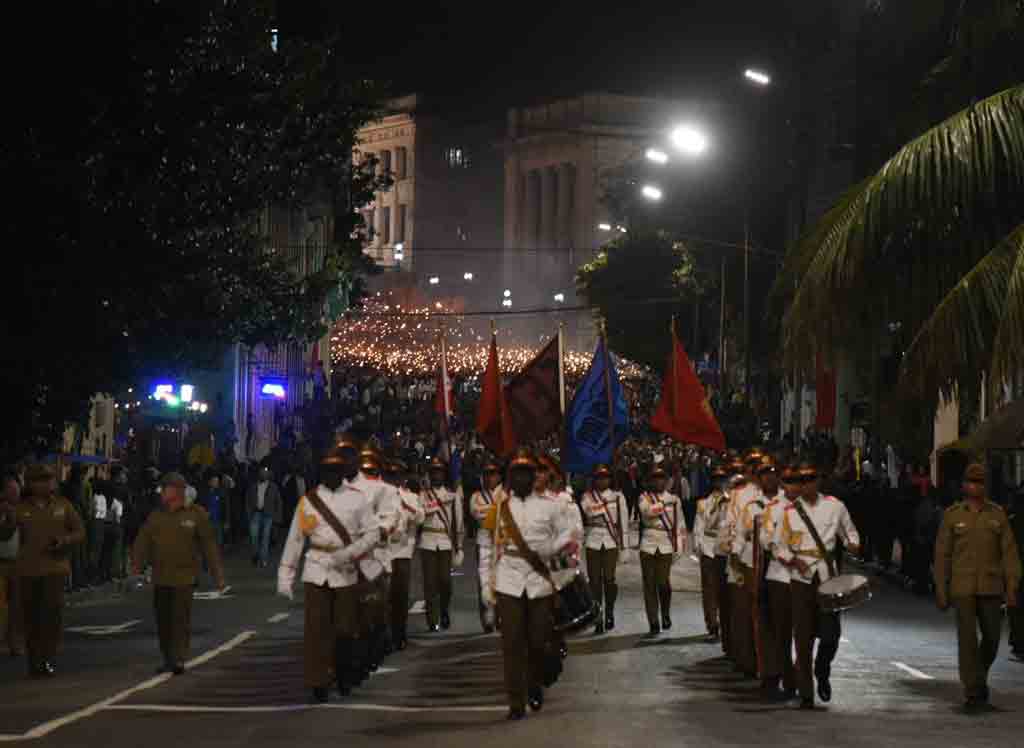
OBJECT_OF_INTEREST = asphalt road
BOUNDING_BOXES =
[2,544,1023,747]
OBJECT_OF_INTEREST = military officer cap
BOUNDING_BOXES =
[320,446,349,466]
[159,471,188,489]
[538,453,561,475]
[592,463,612,478]
[744,449,764,465]
[795,461,820,481]
[25,464,55,482]
[336,434,361,453]
[386,457,408,473]
[360,452,383,474]
[780,464,799,482]
[428,456,448,472]
[711,465,729,479]
[509,448,538,470]
[482,458,502,474]
[649,465,668,479]
[964,463,986,483]
[756,456,777,475]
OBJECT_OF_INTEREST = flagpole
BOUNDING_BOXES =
[557,323,566,416]
[671,315,680,427]
[600,319,617,467]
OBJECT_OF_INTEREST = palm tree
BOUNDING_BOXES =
[782,83,1024,410]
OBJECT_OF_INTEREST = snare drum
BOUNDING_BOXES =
[817,573,871,613]
[553,570,598,633]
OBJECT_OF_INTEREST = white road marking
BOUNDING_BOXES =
[0,631,257,742]
[373,667,400,675]
[105,703,508,714]
[193,590,234,600]
[840,637,851,644]
[891,661,934,680]
[408,600,426,614]
[66,620,141,636]
[267,613,290,624]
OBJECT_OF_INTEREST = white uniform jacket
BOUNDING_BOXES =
[417,485,464,552]
[361,476,400,577]
[637,491,687,555]
[759,496,793,584]
[277,482,380,591]
[694,490,729,559]
[388,488,426,561]
[479,494,575,599]
[581,490,628,551]
[470,486,504,546]
[776,494,860,585]
[732,490,781,568]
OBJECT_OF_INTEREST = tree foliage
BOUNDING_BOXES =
[576,232,705,370]
[1,0,387,462]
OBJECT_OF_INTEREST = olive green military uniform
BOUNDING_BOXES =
[13,492,85,673]
[935,500,1022,702]
[133,505,224,667]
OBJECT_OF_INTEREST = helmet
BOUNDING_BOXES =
[509,448,538,470]
[592,464,612,479]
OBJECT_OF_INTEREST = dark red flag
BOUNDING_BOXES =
[476,334,516,457]
[650,329,726,451]
[505,336,562,445]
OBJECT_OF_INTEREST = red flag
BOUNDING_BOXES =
[505,335,562,445]
[476,334,516,457]
[651,329,726,451]
[815,351,836,429]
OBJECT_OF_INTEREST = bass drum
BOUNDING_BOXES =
[817,573,871,613]
[553,570,598,633]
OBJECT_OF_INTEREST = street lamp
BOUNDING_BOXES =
[463,272,473,281]
[641,184,663,201]
[502,299,512,308]
[503,289,511,298]
[669,125,709,156]
[645,147,669,164]
[744,68,772,86]
[598,223,612,232]
[553,293,565,303]
[394,242,404,261]
[428,276,439,285]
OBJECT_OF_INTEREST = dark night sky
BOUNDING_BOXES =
[288,1,794,112]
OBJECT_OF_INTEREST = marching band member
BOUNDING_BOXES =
[356,447,398,674]
[719,458,755,661]
[470,458,505,633]
[637,466,687,636]
[383,458,425,652]
[277,445,383,703]
[776,461,861,710]
[694,465,730,641]
[759,463,798,700]
[581,464,628,634]
[479,449,577,720]
[418,457,464,632]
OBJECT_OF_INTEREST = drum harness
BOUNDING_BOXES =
[792,499,837,580]
[641,493,679,553]
[424,486,460,553]
[587,491,624,550]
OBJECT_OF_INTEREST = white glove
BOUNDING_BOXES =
[453,550,465,568]
[277,580,294,601]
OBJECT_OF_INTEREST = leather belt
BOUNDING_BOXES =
[310,543,340,552]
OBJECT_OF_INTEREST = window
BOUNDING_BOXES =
[363,152,376,177]
[365,209,376,241]
[396,147,408,179]
[380,149,392,176]
[397,205,407,243]
[444,146,470,168]
[381,206,391,245]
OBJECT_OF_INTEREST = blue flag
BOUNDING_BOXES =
[563,338,630,473]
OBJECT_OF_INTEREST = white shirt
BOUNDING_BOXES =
[581,489,628,551]
[108,497,124,525]
[776,494,860,585]
[732,490,782,567]
[760,496,793,584]
[93,493,108,521]
[417,485,464,552]
[256,481,268,510]
[638,491,687,555]
[723,482,760,583]
[357,475,398,576]
[478,494,575,599]
[277,482,379,590]
[693,490,729,559]
[388,488,426,560]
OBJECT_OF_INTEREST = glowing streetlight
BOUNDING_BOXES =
[394,242,404,261]
[463,272,474,281]
[502,299,512,308]
[617,226,627,233]
[669,124,709,156]
[429,276,439,285]
[744,68,772,86]
[641,185,663,201]
[553,293,565,303]
[503,289,511,298]
[645,148,669,164]
[598,223,612,232]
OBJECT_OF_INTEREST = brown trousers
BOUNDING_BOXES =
[640,552,673,626]
[699,555,721,634]
[154,585,193,665]
[762,580,795,690]
[791,578,842,701]
[586,548,619,610]
[730,566,757,676]
[420,549,453,626]
[303,582,360,688]
[20,575,65,668]
[360,574,390,634]
[390,558,412,641]
[717,557,732,654]
[497,593,554,712]
[0,563,24,655]
[953,595,1004,699]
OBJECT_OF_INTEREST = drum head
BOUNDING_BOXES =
[819,574,868,595]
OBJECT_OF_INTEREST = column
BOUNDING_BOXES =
[523,170,539,251]
[540,166,557,250]
[504,152,521,249]
[557,163,574,249]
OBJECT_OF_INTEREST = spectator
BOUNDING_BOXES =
[199,471,225,548]
[100,480,125,582]
[245,466,281,568]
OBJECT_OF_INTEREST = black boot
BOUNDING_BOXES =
[528,686,544,712]
[312,687,330,704]
[647,624,661,638]
[335,638,353,697]
[605,585,617,631]
[440,610,451,630]
[594,605,605,635]
[658,585,672,630]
